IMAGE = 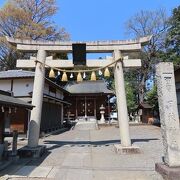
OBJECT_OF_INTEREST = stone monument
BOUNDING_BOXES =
[156,62,180,180]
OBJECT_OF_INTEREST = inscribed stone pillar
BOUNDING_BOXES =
[28,49,46,148]
[114,50,131,147]
[156,62,180,167]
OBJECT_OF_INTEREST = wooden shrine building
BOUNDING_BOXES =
[64,80,114,120]
[0,90,33,160]
[0,70,70,134]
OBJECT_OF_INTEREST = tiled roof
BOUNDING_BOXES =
[0,70,34,79]
[0,92,34,109]
[64,80,114,94]
[0,69,69,94]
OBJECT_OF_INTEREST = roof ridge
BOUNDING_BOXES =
[0,69,35,73]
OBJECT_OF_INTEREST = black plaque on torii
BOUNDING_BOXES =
[72,43,86,66]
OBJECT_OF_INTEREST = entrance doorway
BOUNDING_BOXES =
[77,97,96,118]
[86,99,95,116]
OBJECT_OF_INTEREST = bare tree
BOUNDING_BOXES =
[0,0,70,70]
[125,8,169,103]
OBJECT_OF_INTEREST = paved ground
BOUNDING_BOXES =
[0,124,163,180]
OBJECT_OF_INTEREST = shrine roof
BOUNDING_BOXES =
[0,70,69,94]
[0,90,34,109]
[0,69,34,79]
[64,80,114,94]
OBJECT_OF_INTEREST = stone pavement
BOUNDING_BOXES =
[0,125,163,180]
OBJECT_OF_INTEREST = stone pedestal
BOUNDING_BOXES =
[18,145,46,158]
[155,163,180,180]
[114,144,140,154]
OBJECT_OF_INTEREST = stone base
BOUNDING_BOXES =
[155,163,180,180]
[75,120,98,130]
[98,121,106,125]
[98,123,114,127]
[114,144,140,154]
[18,145,46,158]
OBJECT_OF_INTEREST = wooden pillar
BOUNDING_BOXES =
[0,112,4,144]
[61,103,64,126]
[94,99,96,118]
[75,97,78,118]
[85,96,87,118]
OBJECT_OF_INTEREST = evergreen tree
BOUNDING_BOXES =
[166,6,180,65]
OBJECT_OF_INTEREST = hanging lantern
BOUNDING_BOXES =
[9,107,11,114]
[49,68,55,78]
[70,73,74,79]
[83,72,86,79]
[1,106,4,113]
[77,72,83,82]
[91,71,96,81]
[104,67,110,77]
[98,70,103,76]
[61,72,68,81]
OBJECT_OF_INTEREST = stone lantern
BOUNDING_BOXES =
[99,104,105,124]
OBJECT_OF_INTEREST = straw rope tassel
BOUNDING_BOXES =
[49,68,55,78]
[70,73,74,78]
[91,71,96,81]
[77,72,83,82]
[61,72,68,81]
[104,67,110,77]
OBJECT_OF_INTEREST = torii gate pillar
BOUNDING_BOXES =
[28,49,46,148]
[114,50,140,153]
[114,50,131,147]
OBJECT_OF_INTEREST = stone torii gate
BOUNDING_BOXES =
[7,36,151,154]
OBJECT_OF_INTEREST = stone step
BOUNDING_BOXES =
[74,120,98,130]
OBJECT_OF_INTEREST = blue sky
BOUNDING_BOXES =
[0,0,179,41]
[54,0,179,41]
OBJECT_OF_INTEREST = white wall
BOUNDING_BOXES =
[0,80,11,92]
[0,78,64,100]
[13,79,34,96]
